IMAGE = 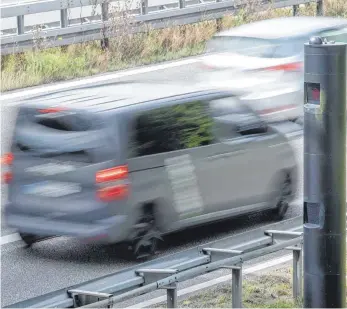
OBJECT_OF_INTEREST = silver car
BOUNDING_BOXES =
[198,16,347,123]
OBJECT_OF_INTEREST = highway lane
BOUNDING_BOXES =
[1,196,303,308]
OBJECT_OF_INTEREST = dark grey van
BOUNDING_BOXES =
[3,82,298,259]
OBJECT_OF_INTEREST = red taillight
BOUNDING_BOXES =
[96,165,129,202]
[96,165,128,183]
[97,184,129,202]
[2,172,13,184]
[1,153,13,165]
[265,62,302,72]
[1,153,13,184]
[259,104,297,115]
[38,107,67,114]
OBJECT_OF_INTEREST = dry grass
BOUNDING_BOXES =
[152,265,298,308]
[151,258,347,308]
[1,0,346,92]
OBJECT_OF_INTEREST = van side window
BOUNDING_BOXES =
[131,101,215,157]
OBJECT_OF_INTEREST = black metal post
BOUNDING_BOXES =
[303,36,347,308]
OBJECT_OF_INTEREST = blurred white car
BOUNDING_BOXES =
[198,16,347,123]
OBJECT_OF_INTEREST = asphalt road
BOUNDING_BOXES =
[0,60,306,307]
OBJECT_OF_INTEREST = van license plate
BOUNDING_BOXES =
[23,181,81,198]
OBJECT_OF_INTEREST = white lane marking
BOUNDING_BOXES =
[0,57,201,102]
[124,254,294,309]
[1,233,21,245]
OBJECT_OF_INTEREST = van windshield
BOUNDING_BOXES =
[205,36,306,58]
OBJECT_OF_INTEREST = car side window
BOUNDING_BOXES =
[320,27,347,43]
[209,96,268,141]
[130,100,216,157]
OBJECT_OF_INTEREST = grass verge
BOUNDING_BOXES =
[1,0,347,92]
[152,258,347,308]
[153,264,298,308]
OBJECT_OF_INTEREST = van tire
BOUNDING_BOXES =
[271,172,293,221]
[120,203,162,261]
[19,232,38,247]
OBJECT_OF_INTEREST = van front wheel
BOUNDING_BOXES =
[271,173,292,221]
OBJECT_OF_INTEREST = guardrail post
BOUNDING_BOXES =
[232,267,242,308]
[292,247,302,302]
[101,1,110,49]
[179,0,186,8]
[60,9,68,28]
[166,283,178,308]
[141,0,148,15]
[293,5,298,16]
[17,15,25,35]
[216,0,223,31]
[316,0,323,15]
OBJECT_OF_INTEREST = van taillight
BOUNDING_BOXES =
[38,107,67,114]
[96,166,128,183]
[1,153,13,165]
[97,185,129,202]
[265,62,302,72]
[1,153,13,184]
[96,165,129,202]
[2,172,13,184]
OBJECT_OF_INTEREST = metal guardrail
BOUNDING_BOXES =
[1,0,323,55]
[5,216,304,308]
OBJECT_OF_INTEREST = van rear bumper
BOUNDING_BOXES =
[5,211,130,244]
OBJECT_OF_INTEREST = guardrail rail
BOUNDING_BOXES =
[5,215,304,308]
[1,0,323,55]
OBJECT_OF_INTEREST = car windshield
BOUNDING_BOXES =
[205,36,306,58]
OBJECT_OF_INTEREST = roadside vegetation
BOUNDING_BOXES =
[1,0,346,92]
[149,263,298,308]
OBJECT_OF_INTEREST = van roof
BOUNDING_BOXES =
[215,16,347,40]
[17,82,228,113]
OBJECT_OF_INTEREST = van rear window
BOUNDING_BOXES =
[12,108,107,163]
[34,112,92,132]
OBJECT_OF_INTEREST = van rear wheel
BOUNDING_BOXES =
[19,232,38,247]
[119,207,162,261]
